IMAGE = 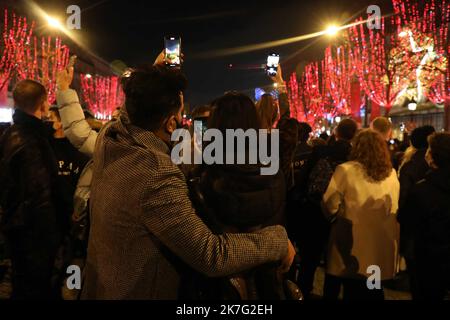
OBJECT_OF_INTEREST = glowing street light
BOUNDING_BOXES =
[326,25,339,36]
[85,73,92,79]
[46,16,63,30]
[408,102,417,111]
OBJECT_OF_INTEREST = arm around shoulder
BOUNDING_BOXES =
[140,168,289,277]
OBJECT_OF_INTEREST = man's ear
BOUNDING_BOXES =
[165,115,176,134]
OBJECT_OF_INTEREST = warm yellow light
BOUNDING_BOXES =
[47,16,63,29]
[399,31,408,37]
[326,25,339,36]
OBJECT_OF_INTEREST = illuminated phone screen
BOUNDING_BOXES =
[164,37,181,67]
[267,54,279,76]
[193,117,208,150]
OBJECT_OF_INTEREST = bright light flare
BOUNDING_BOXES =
[46,16,63,29]
[326,25,339,36]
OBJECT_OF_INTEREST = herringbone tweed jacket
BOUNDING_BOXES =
[80,112,288,300]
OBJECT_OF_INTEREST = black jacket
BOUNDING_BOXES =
[398,167,450,267]
[49,137,89,231]
[195,164,286,232]
[0,109,62,246]
[398,148,430,209]
[184,164,287,299]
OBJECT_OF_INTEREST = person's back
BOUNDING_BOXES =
[191,164,287,299]
[399,132,450,299]
[81,64,293,300]
[398,125,435,208]
[187,93,287,299]
[324,161,399,278]
[83,114,187,299]
[291,122,312,188]
[47,107,89,233]
[323,129,399,300]
[411,167,450,266]
[290,119,356,299]
[0,80,62,299]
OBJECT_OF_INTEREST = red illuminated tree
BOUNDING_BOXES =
[17,36,70,103]
[391,0,449,104]
[323,45,354,115]
[80,74,124,120]
[0,10,34,91]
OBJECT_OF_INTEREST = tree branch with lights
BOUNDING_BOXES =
[80,74,124,120]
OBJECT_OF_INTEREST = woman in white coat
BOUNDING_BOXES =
[322,129,400,300]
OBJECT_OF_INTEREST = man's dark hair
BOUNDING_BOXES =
[410,125,435,149]
[297,122,312,143]
[208,92,260,132]
[13,79,47,112]
[428,132,450,169]
[123,64,187,131]
[336,118,358,141]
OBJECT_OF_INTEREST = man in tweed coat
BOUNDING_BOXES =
[56,62,293,299]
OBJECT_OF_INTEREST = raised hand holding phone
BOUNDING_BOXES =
[164,36,181,68]
[266,53,279,77]
[56,55,76,91]
[271,63,286,93]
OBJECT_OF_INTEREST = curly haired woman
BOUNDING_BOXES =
[322,129,400,300]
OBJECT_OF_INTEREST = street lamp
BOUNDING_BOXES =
[46,16,63,30]
[408,102,417,111]
[325,25,339,36]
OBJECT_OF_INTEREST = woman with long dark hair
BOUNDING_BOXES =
[184,92,291,299]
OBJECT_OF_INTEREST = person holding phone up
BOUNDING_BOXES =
[55,50,296,299]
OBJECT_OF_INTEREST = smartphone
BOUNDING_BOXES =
[266,53,279,76]
[164,36,181,68]
[193,116,208,149]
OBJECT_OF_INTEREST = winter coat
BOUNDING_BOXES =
[80,111,289,299]
[398,167,450,270]
[56,89,98,158]
[398,148,430,209]
[0,109,63,259]
[184,164,287,299]
[323,161,400,280]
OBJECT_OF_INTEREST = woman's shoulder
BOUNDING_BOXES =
[336,161,360,172]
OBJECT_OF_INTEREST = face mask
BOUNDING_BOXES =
[43,120,56,135]
[168,117,184,150]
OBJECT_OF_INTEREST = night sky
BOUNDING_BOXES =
[4,0,393,107]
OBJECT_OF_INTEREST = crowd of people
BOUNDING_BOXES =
[0,52,449,300]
